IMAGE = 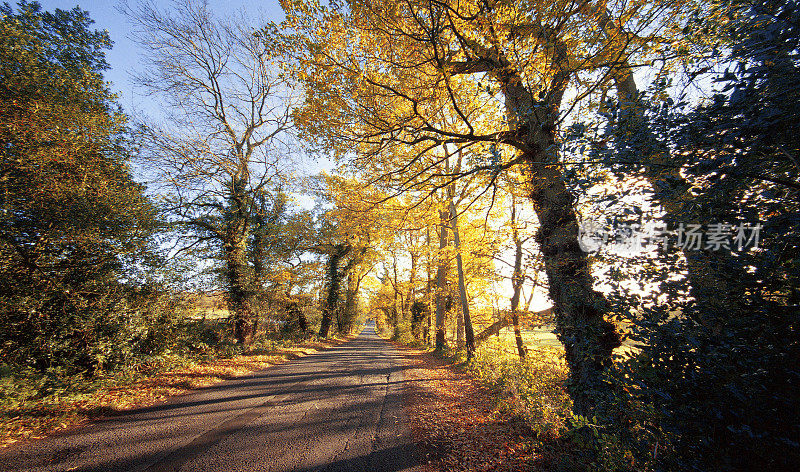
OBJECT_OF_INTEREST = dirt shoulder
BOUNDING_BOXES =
[400,346,537,472]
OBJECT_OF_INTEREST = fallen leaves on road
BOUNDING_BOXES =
[401,347,537,472]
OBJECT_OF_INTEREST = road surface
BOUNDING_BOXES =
[1,322,422,472]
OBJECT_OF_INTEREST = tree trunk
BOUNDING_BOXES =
[510,200,526,359]
[425,225,433,345]
[524,149,620,413]
[449,199,475,357]
[499,45,619,415]
[456,307,465,347]
[320,244,350,338]
[226,237,257,345]
[341,270,358,333]
[225,177,257,345]
[434,207,449,351]
[392,254,401,339]
[294,301,308,332]
[407,248,418,337]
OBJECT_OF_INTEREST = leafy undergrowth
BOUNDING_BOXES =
[0,334,353,449]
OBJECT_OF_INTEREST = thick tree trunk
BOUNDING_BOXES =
[524,148,620,414]
[442,24,619,413]
[227,237,257,345]
[434,208,449,351]
[250,201,268,321]
[499,48,619,415]
[225,178,257,345]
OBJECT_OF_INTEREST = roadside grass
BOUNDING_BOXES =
[466,337,572,441]
[0,333,353,449]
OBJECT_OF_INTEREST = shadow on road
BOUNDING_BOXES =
[0,323,425,472]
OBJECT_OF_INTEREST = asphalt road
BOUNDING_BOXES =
[1,322,422,472]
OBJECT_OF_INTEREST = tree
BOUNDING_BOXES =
[126,0,296,344]
[508,189,532,359]
[545,0,800,467]
[443,146,476,356]
[575,0,755,339]
[0,1,158,373]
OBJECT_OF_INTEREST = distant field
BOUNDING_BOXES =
[183,292,230,320]
[486,325,641,356]
[187,308,230,320]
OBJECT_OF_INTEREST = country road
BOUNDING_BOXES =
[0,322,423,472]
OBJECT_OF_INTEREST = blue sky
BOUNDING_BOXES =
[36,1,287,115]
[33,1,333,195]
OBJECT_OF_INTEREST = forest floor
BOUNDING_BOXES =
[400,345,540,472]
[0,335,354,449]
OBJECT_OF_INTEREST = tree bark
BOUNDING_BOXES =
[425,224,433,345]
[227,236,257,345]
[524,150,620,413]
[292,300,308,332]
[320,243,351,338]
[225,176,257,345]
[392,252,401,339]
[407,244,418,321]
[342,268,362,334]
[496,38,620,415]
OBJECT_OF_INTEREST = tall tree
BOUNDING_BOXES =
[434,203,450,351]
[578,1,750,336]
[508,190,530,359]
[444,147,476,356]
[614,1,800,468]
[126,0,295,344]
